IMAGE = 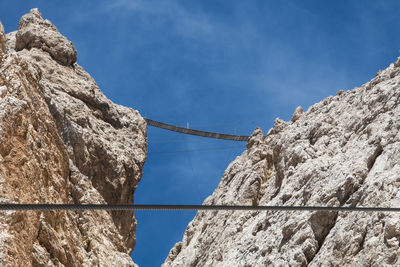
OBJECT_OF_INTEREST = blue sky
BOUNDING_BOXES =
[2,1,400,266]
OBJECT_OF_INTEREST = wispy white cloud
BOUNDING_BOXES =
[103,0,216,40]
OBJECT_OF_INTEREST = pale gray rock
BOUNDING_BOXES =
[291,106,303,122]
[164,57,400,266]
[0,9,146,266]
[16,8,77,65]
[5,31,16,53]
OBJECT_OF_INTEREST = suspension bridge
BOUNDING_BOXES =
[0,117,396,212]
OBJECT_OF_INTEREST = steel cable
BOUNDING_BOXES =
[0,204,399,212]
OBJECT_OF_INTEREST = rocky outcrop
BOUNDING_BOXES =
[0,22,5,56]
[15,8,77,66]
[0,9,146,266]
[164,57,400,265]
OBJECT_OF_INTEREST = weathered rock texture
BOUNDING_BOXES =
[164,58,400,265]
[0,9,146,266]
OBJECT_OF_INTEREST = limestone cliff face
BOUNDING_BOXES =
[0,9,146,266]
[164,58,400,264]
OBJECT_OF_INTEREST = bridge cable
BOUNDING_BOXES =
[0,204,399,212]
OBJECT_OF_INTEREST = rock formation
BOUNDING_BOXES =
[164,58,400,264]
[0,9,146,266]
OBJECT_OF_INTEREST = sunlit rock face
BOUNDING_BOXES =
[0,9,146,266]
[164,56,400,265]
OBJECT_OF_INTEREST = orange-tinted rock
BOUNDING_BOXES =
[0,9,146,266]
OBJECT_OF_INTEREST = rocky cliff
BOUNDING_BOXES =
[164,57,400,264]
[0,9,146,266]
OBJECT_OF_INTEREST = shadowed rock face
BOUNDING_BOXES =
[0,9,146,266]
[164,59,400,264]
[0,22,5,55]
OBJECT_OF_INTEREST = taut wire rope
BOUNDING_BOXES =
[0,204,399,212]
